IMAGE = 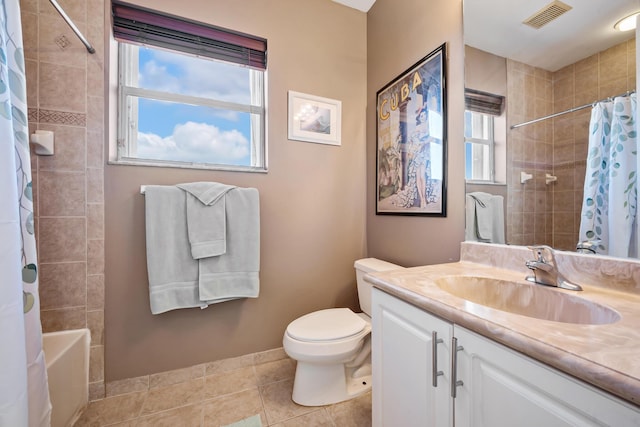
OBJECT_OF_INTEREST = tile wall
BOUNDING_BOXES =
[506,38,636,250]
[506,59,554,246]
[21,0,107,400]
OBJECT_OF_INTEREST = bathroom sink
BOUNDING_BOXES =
[435,276,620,325]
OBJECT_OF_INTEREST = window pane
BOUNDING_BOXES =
[134,97,255,166]
[465,141,491,181]
[464,111,490,140]
[136,46,252,105]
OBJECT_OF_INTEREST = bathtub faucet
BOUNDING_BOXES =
[525,245,582,291]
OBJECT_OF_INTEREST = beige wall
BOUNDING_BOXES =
[366,0,466,266]
[464,46,508,185]
[104,0,368,381]
[22,0,106,400]
[465,46,507,97]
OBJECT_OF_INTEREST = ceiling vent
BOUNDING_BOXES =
[523,0,573,29]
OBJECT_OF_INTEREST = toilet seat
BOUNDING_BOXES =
[286,308,366,342]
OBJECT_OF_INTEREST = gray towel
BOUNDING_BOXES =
[469,192,494,241]
[145,184,260,314]
[196,186,260,302]
[177,182,236,259]
[145,185,203,314]
[465,192,505,244]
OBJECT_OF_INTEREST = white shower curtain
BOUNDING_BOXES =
[579,93,638,258]
[0,1,51,425]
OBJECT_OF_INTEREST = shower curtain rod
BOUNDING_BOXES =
[48,0,95,54]
[510,90,636,129]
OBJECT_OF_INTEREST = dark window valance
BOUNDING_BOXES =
[111,1,267,70]
[465,88,505,116]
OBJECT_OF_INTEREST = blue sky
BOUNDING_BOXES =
[134,47,255,165]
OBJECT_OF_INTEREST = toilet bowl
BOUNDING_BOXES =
[283,258,402,406]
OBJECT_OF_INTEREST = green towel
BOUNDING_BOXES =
[223,414,262,427]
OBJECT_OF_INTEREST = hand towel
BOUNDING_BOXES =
[469,192,494,241]
[465,192,505,244]
[177,182,236,259]
[489,194,505,244]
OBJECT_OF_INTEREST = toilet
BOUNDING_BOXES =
[283,258,402,406]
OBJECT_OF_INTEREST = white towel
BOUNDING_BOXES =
[144,183,260,314]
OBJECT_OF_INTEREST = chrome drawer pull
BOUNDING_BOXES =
[451,337,464,398]
[432,331,444,387]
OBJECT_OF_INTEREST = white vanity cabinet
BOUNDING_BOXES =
[454,326,640,427]
[372,288,640,427]
[372,287,453,427]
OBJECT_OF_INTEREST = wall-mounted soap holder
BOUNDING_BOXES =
[30,130,54,155]
[520,171,533,184]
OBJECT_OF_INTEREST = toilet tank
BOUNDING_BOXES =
[354,258,403,316]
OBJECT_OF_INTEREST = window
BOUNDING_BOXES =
[112,1,267,171]
[464,110,494,182]
[464,89,504,182]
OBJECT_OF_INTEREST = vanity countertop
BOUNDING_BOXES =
[366,259,640,407]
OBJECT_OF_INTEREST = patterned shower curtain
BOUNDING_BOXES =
[0,1,51,425]
[579,93,638,258]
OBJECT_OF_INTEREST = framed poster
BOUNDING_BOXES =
[376,43,447,216]
[288,91,341,145]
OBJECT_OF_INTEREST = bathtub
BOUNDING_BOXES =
[43,329,90,427]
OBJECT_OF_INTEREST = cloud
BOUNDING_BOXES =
[137,121,250,165]
[138,48,252,105]
[138,60,182,94]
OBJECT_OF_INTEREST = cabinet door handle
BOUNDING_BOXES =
[431,331,444,387]
[451,337,464,398]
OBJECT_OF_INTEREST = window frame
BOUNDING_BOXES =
[115,42,267,172]
[464,109,495,183]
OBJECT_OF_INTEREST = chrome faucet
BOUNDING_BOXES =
[576,239,601,254]
[525,245,582,291]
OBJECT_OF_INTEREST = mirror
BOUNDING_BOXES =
[463,0,638,257]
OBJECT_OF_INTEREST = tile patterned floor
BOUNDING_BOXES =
[74,348,372,426]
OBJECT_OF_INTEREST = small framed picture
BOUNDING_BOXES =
[288,91,342,146]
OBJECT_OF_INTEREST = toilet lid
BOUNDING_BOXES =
[287,308,367,342]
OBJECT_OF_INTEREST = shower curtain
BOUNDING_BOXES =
[579,93,638,258]
[0,1,51,425]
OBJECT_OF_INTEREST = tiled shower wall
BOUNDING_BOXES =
[506,60,554,247]
[21,0,106,400]
[506,38,636,250]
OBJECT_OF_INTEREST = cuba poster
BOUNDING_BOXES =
[376,43,446,216]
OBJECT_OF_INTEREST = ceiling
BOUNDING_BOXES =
[332,0,376,12]
[334,0,638,72]
[464,0,640,71]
